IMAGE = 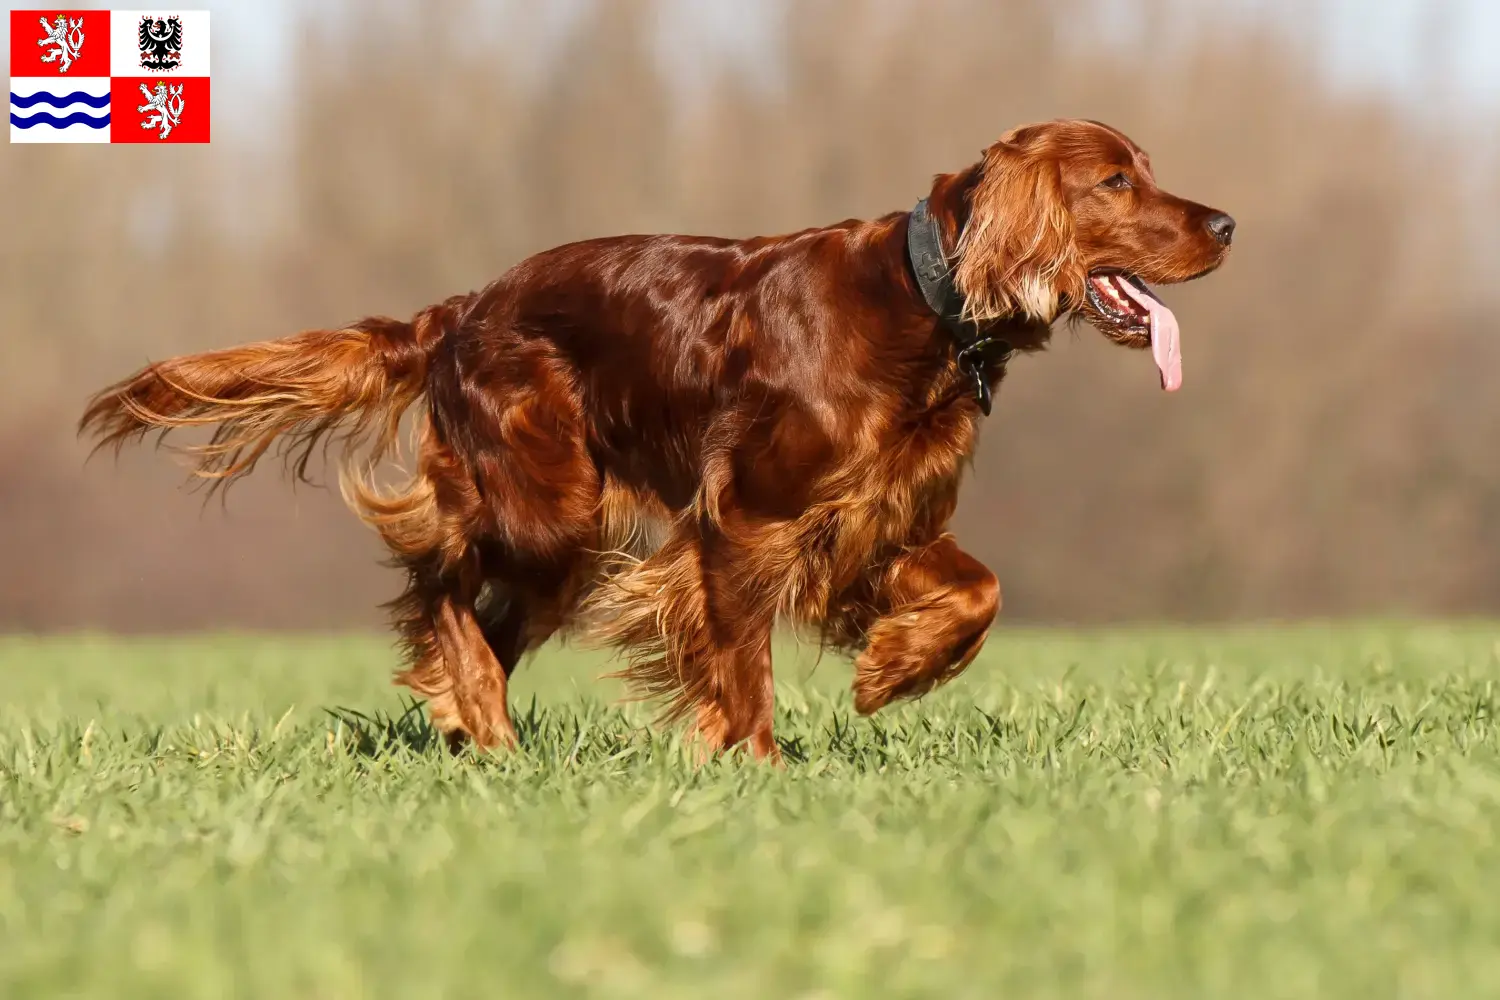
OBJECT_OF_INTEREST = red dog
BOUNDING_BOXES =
[81,119,1233,759]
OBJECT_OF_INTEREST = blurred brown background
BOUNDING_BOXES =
[3,0,1499,632]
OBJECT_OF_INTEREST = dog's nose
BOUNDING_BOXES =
[1205,212,1236,246]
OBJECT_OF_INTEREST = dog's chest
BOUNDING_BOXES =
[820,396,981,553]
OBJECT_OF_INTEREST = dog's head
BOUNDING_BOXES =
[952,119,1233,390]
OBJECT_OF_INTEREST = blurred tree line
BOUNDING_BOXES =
[3,0,1497,630]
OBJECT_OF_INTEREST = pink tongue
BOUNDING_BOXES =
[1119,280,1182,392]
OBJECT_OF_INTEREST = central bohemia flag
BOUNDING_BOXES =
[9,9,210,143]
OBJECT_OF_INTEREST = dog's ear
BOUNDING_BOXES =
[953,130,1080,324]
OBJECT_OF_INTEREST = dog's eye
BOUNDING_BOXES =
[1100,172,1132,190]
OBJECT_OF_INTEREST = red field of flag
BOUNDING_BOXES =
[10,10,111,77]
[109,76,210,143]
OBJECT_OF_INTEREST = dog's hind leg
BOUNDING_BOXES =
[393,552,593,756]
[385,549,522,753]
[469,559,588,700]
[351,430,534,752]
[355,329,605,749]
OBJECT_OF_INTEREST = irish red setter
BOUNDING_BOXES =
[81,119,1233,760]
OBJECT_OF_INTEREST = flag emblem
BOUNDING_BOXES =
[136,15,182,72]
[9,9,208,143]
[36,14,86,72]
[136,80,182,138]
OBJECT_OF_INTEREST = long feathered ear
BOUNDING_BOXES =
[952,132,1081,324]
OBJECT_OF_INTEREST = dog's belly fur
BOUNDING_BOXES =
[569,388,980,654]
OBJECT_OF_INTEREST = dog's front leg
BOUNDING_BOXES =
[687,630,778,764]
[596,527,781,764]
[851,534,1000,714]
[689,533,781,763]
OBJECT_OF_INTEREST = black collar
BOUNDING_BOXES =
[906,197,1012,415]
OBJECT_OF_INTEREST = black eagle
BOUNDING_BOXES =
[138,16,183,72]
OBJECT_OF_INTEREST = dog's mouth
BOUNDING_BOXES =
[1082,270,1182,392]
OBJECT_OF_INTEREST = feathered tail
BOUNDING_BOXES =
[78,298,463,494]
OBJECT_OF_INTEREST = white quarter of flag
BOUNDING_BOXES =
[110,10,212,77]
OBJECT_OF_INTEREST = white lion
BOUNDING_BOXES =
[38,15,86,73]
[138,82,186,140]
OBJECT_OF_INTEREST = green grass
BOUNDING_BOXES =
[4,624,1500,999]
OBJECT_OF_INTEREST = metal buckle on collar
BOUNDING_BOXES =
[955,336,1012,416]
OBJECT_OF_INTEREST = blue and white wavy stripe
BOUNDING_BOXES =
[12,110,111,128]
[11,90,111,109]
[10,89,110,130]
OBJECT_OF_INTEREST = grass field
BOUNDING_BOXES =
[4,624,1500,999]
